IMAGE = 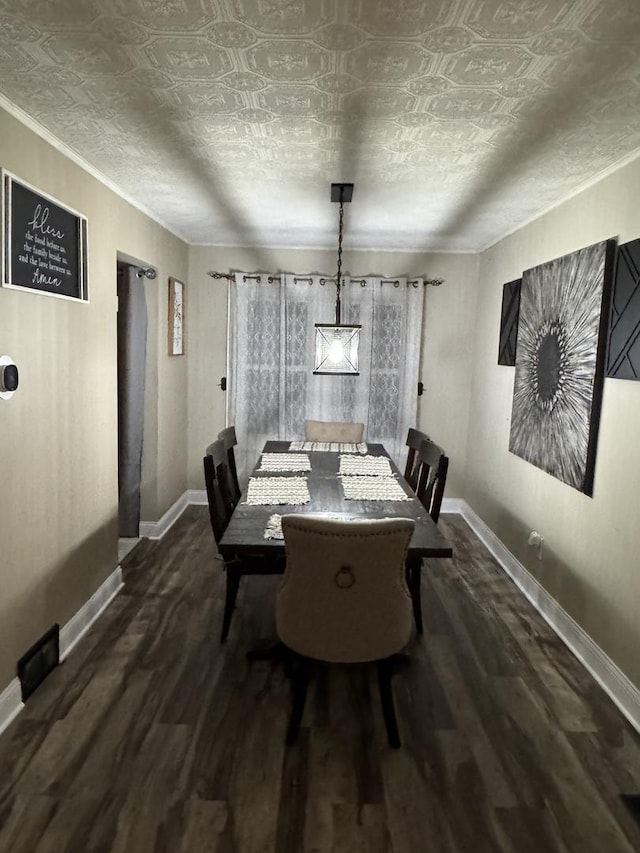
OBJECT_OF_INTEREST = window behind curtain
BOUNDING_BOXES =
[229,274,424,483]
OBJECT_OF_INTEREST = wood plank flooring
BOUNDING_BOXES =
[1,508,639,852]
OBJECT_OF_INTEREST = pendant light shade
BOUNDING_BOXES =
[313,182,361,376]
[314,323,360,374]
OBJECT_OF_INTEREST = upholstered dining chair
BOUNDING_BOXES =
[407,438,449,635]
[304,419,365,443]
[277,515,415,748]
[404,427,429,490]
[203,439,282,643]
[217,425,242,508]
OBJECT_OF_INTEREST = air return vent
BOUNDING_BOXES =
[17,624,60,701]
[621,794,640,826]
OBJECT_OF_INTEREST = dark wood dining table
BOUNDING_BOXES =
[220,440,453,559]
[219,441,453,633]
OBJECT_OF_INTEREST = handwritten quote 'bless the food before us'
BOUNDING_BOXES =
[18,203,69,289]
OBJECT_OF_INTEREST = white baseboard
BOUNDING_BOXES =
[139,489,207,539]
[456,500,640,734]
[187,488,207,505]
[139,492,189,539]
[0,679,23,738]
[0,565,124,738]
[441,497,465,514]
[59,566,124,662]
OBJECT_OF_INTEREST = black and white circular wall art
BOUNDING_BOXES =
[509,239,615,495]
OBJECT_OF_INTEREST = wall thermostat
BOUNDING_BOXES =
[0,355,18,399]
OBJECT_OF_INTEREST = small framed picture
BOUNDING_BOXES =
[168,277,185,355]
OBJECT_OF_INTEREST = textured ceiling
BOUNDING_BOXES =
[2,0,640,252]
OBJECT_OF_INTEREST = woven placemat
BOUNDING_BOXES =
[258,453,311,472]
[340,476,410,501]
[339,455,392,477]
[264,512,349,540]
[289,441,368,454]
[245,476,310,506]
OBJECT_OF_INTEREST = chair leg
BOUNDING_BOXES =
[376,658,401,749]
[220,566,241,644]
[286,655,310,745]
[407,557,424,635]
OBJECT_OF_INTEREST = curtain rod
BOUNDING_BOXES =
[207,271,444,286]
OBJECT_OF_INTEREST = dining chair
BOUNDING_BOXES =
[404,427,429,490]
[217,425,242,507]
[408,438,449,635]
[277,515,415,748]
[304,419,365,443]
[204,440,282,643]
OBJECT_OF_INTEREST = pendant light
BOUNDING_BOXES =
[313,182,361,375]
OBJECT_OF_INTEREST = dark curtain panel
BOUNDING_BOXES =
[117,262,148,537]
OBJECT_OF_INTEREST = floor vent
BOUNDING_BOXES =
[17,624,60,701]
[621,794,640,825]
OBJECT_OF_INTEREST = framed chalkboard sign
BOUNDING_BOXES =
[2,170,88,302]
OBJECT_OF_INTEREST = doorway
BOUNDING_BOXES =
[116,260,149,539]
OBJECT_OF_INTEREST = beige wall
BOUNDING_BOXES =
[466,155,640,689]
[187,246,479,497]
[0,107,188,689]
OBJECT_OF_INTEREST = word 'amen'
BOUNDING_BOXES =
[32,268,62,288]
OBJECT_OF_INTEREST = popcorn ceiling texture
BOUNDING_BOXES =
[2,0,640,250]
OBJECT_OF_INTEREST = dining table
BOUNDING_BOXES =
[219,440,453,634]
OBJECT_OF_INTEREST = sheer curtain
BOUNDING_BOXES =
[228,273,424,483]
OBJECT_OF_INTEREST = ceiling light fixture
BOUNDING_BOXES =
[314,182,361,376]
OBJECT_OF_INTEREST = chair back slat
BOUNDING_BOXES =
[218,426,241,506]
[415,438,448,523]
[202,442,229,544]
[404,427,429,489]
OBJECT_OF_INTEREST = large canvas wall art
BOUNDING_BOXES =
[508,239,615,495]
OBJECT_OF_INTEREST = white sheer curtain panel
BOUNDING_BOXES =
[228,273,424,483]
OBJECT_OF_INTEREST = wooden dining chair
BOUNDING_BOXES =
[277,516,415,748]
[404,427,429,490]
[407,438,449,635]
[204,440,282,643]
[217,425,242,507]
[304,419,365,443]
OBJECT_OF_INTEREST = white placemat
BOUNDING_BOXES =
[340,475,410,501]
[245,476,310,506]
[258,453,311,472]
[339,455,392,477]
[264,512,349,540]
[289,441,368,454]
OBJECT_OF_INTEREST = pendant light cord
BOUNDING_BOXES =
[335,200,344,325]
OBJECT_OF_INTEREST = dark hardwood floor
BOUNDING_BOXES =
[1,508,639,852]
